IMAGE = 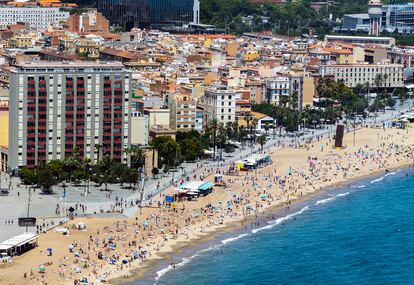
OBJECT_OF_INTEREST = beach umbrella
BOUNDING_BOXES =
[39,265,46,272]
[143,220,150,227]
[122,259,128,264]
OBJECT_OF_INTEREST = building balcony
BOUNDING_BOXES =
[38,118,47,123]
[114,87,122,92]
[114,102,122,107]
[77,88,85,92]
[38,102,46,107]
[39,79,46,84]
[38,125,46,130]
[28,80,35,84]
[115,79,122,84]
[38,156,46,161]
[27,133,36,138]
[27,87,36,92]
[27,102,36,108]
[66,88,74,92]
[38,133,46,138]
[27,110,36,115]
[104,87,112,92]
[37,141,46,145]
[27,125,36,131]
[104,80,111,84]
[38,111,47,115]
[104,109,112,115]
[77,80,85,84]
[104,102,112,107]
[39,87,47,92]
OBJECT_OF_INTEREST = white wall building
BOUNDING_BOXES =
[0,7,69,30]
[203,86,236,127]
[320,63,404,88]
[263,77,290,105]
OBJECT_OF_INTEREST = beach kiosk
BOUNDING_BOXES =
[214,174,226,187]
[0,233,38,256]
[178,181,214,197]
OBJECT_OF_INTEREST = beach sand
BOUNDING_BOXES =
[1,127,413,285]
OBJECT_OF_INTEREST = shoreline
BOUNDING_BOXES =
[109,163,413,285]
[1,127,413,285]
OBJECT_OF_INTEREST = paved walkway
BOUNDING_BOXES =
[0,100,412,241]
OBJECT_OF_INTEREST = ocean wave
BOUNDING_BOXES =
[351,185,366,188]
[221,233,249,245]
[315,192,350,205]
[155,244,222,281]
[315,197,336,205]
[252,206,310,234]
[370,172,396,184]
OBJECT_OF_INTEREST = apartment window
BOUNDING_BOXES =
[221,116,224,120]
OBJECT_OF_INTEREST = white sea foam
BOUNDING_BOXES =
[371,172,396,184]
[370,176,385,184]
[155,265,173,281]
[221,233,249,245]
[315,192,350,205]
[155,244,222,281]
[315,197,336,205]
[252,206,310,234]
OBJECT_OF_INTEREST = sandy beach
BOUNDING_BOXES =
[1,127,414,285]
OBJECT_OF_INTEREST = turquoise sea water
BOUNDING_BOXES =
[130,169,414,285]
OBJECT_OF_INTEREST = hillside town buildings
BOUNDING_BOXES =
[0,2,413,171]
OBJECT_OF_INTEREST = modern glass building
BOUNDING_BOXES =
[97,0,199,30]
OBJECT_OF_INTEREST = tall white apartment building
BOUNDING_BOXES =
[169,92,197,132]
[320,63,404,88]
[203,86,236,127]
[8,61,131,170]
[263,77,290,105]
[0,7,69,30]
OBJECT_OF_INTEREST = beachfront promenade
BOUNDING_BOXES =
[1,107,414,284]
[0,100,412,243]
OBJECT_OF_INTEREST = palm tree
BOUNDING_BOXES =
[374,74,383,92]
[94,144,103,161]
[206,118,219,160]
[258,135,266,152]
[264,122,270,136]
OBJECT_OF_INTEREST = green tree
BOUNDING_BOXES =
[19,167,38,185]
[258,135,266,151]
[37,168,57,194]
[206,118,219,160]
[150,136,181,167]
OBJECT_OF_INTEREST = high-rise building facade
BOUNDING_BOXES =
[8,61,131,170]
[203,86,236,127]
[97,0,199,29]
